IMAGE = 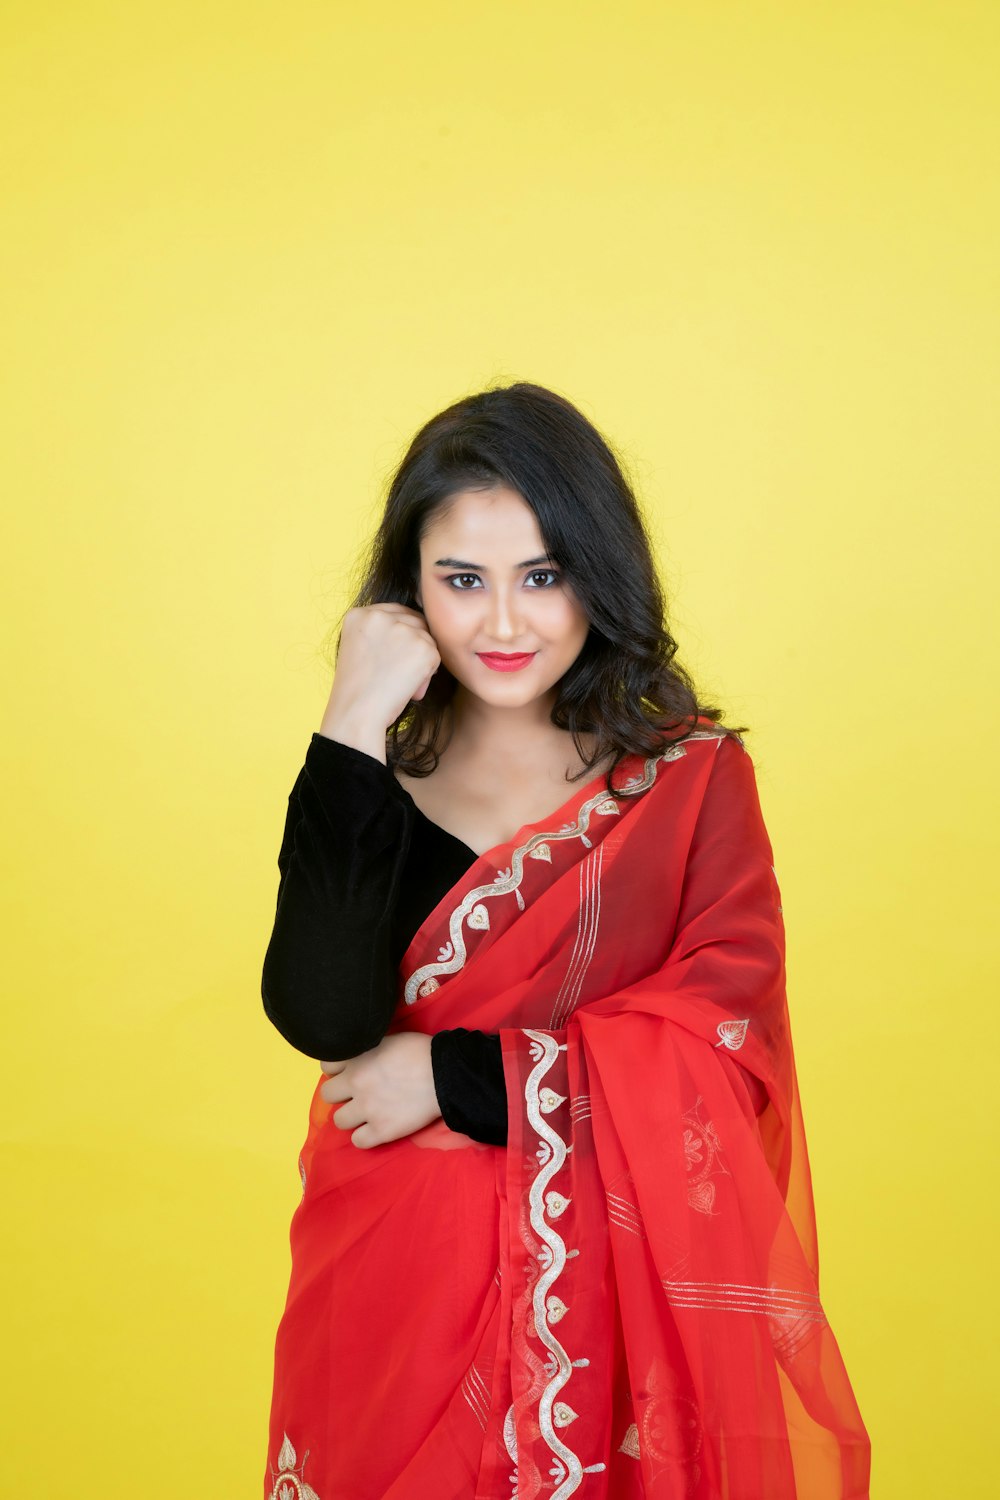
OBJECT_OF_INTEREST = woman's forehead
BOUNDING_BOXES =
[421,485,547,563]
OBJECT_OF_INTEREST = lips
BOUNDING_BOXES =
[477,652,537,672]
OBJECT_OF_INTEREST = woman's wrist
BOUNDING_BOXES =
[316,708,387,764]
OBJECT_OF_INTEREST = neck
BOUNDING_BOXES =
[445,685,556,755]
[442,685,598,775]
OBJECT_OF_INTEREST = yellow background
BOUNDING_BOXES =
[3,2,996,1494]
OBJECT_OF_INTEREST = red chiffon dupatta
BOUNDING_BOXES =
[264,722,871,1499]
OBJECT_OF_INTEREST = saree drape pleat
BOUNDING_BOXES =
[264,722,871,1499]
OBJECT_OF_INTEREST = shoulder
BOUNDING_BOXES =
[653,714,750,760]
[647,717,762,813]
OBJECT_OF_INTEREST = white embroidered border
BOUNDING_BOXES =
[403,785,629,1004]
[522,1027,600,1497]
[402,732,728,1006]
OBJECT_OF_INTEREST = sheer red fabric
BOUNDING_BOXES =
[264,721,871,1499]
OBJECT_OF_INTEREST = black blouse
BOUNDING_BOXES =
[261,732,508,1146]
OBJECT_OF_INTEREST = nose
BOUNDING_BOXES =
[484,583,523,642]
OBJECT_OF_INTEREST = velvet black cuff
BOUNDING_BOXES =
[430,1027,507,1147]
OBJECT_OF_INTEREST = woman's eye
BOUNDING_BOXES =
[444,570,560,590]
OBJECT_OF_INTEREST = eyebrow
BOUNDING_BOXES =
[433,555,554,570]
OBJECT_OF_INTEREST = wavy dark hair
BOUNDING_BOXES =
[324,380,747,800]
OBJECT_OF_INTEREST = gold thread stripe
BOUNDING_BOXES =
[665,1299,827,1323]
[550,842,605,1029]
[461,1388,487,1428]
[464,1374,491,1416]
[663,1278,823,1307]
[663,1289,825,1311]
[549,855,594,1029]
[607,1212,645,1238]
[664,1295,827,1321]
[606,1193,643,1227]
[560,840,602,1024]
[470,1366,492,1423]
[773,1322,817,1355]
[461,1367,490,1428]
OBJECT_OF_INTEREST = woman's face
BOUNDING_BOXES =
[414,483,591,709]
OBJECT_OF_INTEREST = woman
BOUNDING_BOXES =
[260,383,871,1498]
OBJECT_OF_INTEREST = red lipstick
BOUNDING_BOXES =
[476,652,537,673]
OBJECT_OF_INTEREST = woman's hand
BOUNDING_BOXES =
[319,603,442,760]
[319,1032,443,1149]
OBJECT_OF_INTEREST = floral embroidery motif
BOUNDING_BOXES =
[635,1359,703,1488]
[687,1183,716,1214]
[547,1293,569,1322]
[498,871,527,910]
[715,1017,749,1050]
[618,1421,641,1458]
[682,1130,702,1169]
[267,1433,321,1500]
[681,1096,730,1216]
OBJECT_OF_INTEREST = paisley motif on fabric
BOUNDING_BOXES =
[681,1095,731,1216]
[618,1421,641,1458]
[715,1017,749,1050]
[266,1433,321,1500]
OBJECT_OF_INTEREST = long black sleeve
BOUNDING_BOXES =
[260,733,508,1144]
[261,733,418,1058]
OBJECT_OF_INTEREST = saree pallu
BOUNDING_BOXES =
[264,722,871,1499]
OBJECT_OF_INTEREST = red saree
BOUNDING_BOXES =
[264,720,871,1499]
